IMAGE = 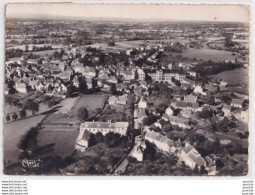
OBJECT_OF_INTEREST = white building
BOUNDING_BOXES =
[75,129,91,152]
[178,143,206,170]
[144,127,175,154]
[79,121,129,136]
[138,97,147,109]
[137,68,145,81]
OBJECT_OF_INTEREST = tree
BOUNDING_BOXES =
[25,45,29,52]
[144,140,156,161]
[48,98,59,108]
[66,85,75,98]
[92,77,97,89]
[199,108,213,119]
[24,100,39,115]
[18,127,39,151]
[19,109,27,119]
[134,70,139,80]
[206,94,215,106]
[77,107,88,122]
[95,132,104,143]
[142,115,157,126]
[104,132,121,148]
[12,113,18,120]
[145,73,152,84]
[111,84,117,95]
[6,114,10,121]
[78,78,88,94]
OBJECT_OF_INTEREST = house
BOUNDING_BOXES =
[220,80,228,87]
[73,61,85,73]
[181,109,193,118]
[178,143,206,170]
[50,66,62,77]
[194,84,206,95]
[231,99,243,108]
[153,122,162,129]
[56,83,67,93]
[137,68,145,81]
[108,76,118,84]
[233,110,248,123]
[79,121,129,136]
[183,94,197,103]
[129,144,145,162]
[116,83,127,92]
[174,95,182,101]
[98,70,109,80]
[138,96,147,109]
[173,101,200,112]
[181,78,196,86]
[165,107,174,116]
[4,84,9,95]
[72,75,80,88]
[75,129,92,152]
[144,128,175,153]
[101,81,114,92]
[205,156,217,175]
[108,94,128,105]
[83,66,96,78]
[119,69,135,81]
[59,72,71,82]
[27,59,38,65]
[167,115,191,129]
[188,71,197,77]
[222,104,232,116]
[134,107,147,129]
[15,82,27,93]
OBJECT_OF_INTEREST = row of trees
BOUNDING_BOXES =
[5,99,39,122]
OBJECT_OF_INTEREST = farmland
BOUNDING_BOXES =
[181,48,236,62]
[71,95,108,116]
[37,130,79,159]
[4,114,46,164]
[55,97,79,114]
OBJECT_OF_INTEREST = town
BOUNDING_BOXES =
[4,18,249,176]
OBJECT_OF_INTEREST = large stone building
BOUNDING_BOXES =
[79,121,129,136]
[75,121,129,152]
[144,69,185,82]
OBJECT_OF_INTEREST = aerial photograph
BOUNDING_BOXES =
[3,3,249,176]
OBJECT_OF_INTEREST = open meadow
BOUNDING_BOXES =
[181,48,236,62]
[71,95,108,116]
[4,115,46,164]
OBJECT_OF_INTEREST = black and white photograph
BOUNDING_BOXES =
[3,3,250,176]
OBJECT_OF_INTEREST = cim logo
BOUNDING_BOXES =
[22,158,43,168]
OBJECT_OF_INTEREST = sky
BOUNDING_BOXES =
[6,3,250,22]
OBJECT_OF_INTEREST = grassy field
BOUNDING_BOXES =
[71,95,108,115]
[37,130,79,159]
[55,97,79,114]
[4,115,46,164]
[31,49,57,56]
[211,68,248,85]
[181,48,236,62]
[211,68,249,95]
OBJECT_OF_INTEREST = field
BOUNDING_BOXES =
[210,68,249,95]
[181,48,236,62]
[55,97,79,114]
[71,95,108,115]
[32,49,57,57]
[211,68,248,85]
[37,130,79,159]
[88,38,190,52]
[4,115,46,164]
